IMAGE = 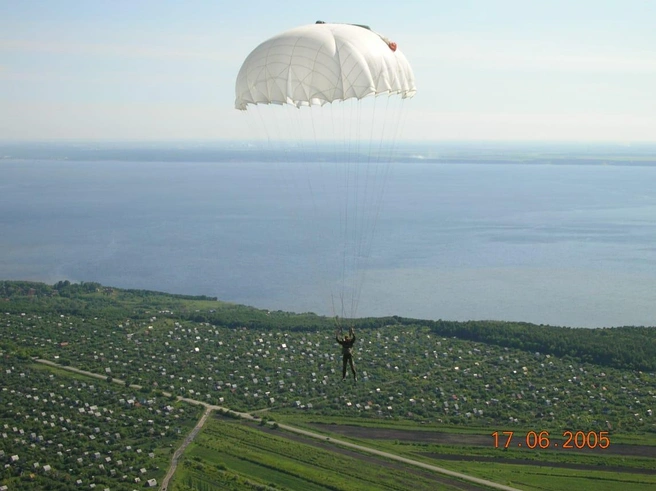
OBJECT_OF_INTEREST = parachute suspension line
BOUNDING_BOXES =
[346,98,365,320]
[328,101,347,322]
[290,103,348,315]
[262,105,300,212]
[250,104,324,314]
[346,100,356,319]
[368,97,409,252]
[378,97,411,221]
[287,104,319,223]
[249,97,410,324]
[352,94,388,318]
[240,106,288,301]
[333,311,343,336]
[349,98,368,318]
[331,294,338,328]
[253,103,330,317]
[308,105,328,196]
[353,95,391,314]
[293,105,325,297]
[339,99,355,320]
[255,104,306,255]
[250,104,272,149]
[350,94,380,317]
[352,95,410,316]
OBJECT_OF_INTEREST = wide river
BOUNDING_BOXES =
[2,158,656,328]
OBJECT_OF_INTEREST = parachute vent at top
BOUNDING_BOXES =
[235,23,416,110]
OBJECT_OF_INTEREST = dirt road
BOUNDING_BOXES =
[160,406,212,490]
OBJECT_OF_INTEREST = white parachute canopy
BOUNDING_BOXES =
[234,23,415,321]
[235,23,416,109]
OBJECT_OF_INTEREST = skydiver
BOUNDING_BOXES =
[336,326,357,381]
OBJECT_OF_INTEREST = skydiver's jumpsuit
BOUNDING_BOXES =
[336,331,357,380]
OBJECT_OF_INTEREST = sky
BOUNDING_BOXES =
[1,0,655,142]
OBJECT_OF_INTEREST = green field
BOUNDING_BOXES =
[171,417,476,491]
[163,415,656,491]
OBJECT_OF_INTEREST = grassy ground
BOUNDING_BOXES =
[165,414,656,491]
[434,460,656,491]
[169,416,475,491]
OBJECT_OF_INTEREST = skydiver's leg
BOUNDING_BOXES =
[348,356,357,380]
[342,354,348,380]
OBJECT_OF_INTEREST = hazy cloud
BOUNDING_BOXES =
[0,39,230,62]
[409,35,656,73]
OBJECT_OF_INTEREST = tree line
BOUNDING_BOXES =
[1,280,654,372]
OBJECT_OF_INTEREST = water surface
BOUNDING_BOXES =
[2,158,656,327]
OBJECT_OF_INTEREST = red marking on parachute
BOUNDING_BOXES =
[388,41,397,52]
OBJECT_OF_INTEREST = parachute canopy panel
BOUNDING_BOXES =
[235,23,416,110]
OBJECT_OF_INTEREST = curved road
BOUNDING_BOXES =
[35,359,521,491]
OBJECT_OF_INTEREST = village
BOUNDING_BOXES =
[1,282,655,489]
[3,295,654,432]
